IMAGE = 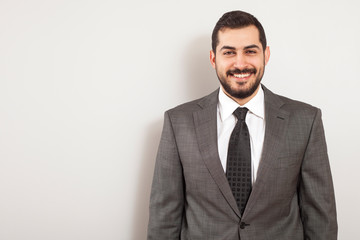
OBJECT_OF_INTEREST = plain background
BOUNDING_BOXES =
[1,0,359,239]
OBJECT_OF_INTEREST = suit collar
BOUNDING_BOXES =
[197,88,219,109]
[262,84,285,110]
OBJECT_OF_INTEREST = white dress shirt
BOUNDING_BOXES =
[217,86,265,183]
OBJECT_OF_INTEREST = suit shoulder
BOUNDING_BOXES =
[168,97,203,113]
[279,94,317,109]
[276,94,321,118]
[166,89,219,116]
[263,85,320,116]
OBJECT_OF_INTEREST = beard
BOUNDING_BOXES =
[216,66,265,99]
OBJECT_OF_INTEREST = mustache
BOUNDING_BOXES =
[227,68,256,76]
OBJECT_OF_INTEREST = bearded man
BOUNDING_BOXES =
[147,10,337,240]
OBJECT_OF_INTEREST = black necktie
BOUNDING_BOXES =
[226,107,252,215]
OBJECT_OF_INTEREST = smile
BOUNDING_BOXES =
[233,73,251,78]
[227,68,256,79]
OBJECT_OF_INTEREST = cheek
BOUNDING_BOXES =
[246,61,262,71]
[253,57,265,67]
[216,59,233,71]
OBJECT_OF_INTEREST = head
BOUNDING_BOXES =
[212,10,267,54]
[210,11,270,105]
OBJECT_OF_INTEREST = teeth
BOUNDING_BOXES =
[234,73,251,78]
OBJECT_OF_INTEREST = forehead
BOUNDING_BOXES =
[217,25,262,51]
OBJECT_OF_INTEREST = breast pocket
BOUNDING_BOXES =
[262,153,303,169]
[275,155,303,168]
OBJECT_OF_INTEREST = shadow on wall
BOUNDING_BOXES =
[131,35,218,240]
[183,35,219,100]
[131,119,162,240]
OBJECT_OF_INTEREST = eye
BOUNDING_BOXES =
[223,51,235,55]
[245,50,257,54]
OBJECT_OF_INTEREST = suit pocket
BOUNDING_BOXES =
[266,155,303,169]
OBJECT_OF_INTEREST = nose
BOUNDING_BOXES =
[234,53,247,69]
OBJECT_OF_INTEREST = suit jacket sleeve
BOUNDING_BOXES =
[299,108,337,239]
[147,111,184,240]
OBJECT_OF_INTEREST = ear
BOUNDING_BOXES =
[210,50,216,69]
[264,46,270,65]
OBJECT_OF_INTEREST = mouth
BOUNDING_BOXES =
[227,69,256,80]
[233,73,252,79]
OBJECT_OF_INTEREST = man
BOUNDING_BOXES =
[147,10,337,239]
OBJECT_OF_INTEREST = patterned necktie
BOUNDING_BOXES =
[226,107,252,215]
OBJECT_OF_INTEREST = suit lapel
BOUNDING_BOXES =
[193,89,241,217]
[193,86,290,218]
[243,86,290,217]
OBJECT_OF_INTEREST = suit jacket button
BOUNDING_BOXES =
[240,222,246,229]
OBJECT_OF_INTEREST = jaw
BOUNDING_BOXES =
[220,71,262,101]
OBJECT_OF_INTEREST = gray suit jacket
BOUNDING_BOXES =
[147,85,337,240]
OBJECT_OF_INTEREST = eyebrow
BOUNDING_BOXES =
[219,45,236,51]
[219,44,260,52]
[244,44,260,50]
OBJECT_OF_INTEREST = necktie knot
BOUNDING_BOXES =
[234,107,248,121]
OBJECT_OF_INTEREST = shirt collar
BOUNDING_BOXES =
[218,85,265,122]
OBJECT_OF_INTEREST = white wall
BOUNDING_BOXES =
[0,0,359,239]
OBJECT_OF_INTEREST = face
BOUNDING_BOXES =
[210,25,270,104]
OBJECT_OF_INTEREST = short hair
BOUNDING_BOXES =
[211,10,267,53]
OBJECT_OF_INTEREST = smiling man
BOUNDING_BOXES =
[210,26,269,104]
[147,10,337,240]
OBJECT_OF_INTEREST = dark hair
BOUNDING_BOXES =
[211,10,267,53]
